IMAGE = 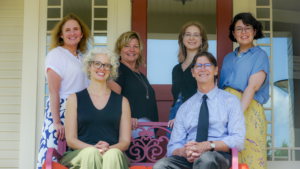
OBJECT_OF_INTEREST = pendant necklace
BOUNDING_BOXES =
[63,45,78,59]
[130,68,149,99]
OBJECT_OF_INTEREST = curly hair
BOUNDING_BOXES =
[114,31,145,69]
[178,22,209,62]
[49,14,91,54]
[82,47,119,81]
[229,12,264,42]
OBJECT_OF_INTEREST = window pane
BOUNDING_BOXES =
[48,0,61,6]
[267,136,272,147]
[46,46,50,55]
[256,0,269,6]
[260,46,271,56]
[94,8,107,18]
[45,96,49,107]
[265,109,272,121]
[274,149,288,161]
[267,150,272,161]
[94,33,107,43]
[260,21,270,31]
[257,33,271,44]
[267,123,272,134]
[94,21,107,31]
[47,34,51,44]
[45,83,49,95]
[273,37,290,148]
[263,97,271,108]
[47,8,61,18]
[93,45,106,48]
[147,0,216,84]
[95,0,107,6]
[47,21,59,31]
[257,8,270,18]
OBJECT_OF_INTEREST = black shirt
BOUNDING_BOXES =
[76,89,122,146]
[115,62,159,122]
[171,63,198,107]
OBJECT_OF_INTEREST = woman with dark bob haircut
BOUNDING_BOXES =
[219,12,269,169]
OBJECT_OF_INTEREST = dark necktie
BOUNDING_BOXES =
[196,94,209,142]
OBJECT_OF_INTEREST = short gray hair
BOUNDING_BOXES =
[82,47,119,81]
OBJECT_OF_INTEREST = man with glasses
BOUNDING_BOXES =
[154,52,246,169]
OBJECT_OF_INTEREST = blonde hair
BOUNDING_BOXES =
[82,47,119,81]
[178,22,209,62]
[49,14,91,54]
[114,31,145,69]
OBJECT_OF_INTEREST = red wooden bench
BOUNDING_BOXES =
[44,122,246,169]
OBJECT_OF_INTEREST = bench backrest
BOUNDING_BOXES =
[57,122,170,167]
[125,122,170,167]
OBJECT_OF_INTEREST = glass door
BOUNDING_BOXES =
[132,0,232,122]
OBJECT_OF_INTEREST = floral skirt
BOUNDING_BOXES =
[36,98,67,169]
[225,87,267,169]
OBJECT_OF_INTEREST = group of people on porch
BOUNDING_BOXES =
[36,11,269,169]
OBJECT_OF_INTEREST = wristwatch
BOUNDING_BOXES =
[209,141,215,151]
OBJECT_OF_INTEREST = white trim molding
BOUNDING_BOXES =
[19,0,40,168]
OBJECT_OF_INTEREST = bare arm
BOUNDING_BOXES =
[107,81,122,94]
[109,97,131,151]
[65,93,95,150]
[47,68,64,140]
[241,70,267,112]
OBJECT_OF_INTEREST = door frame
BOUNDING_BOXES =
[131,0,233,122]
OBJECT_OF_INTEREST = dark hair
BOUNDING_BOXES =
[190,52,218,83]
[229,12,264,42]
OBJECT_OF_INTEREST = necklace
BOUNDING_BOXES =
[130,69,149,99]
[63,45,78,59]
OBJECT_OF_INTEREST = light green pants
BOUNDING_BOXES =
[60,147,131,169]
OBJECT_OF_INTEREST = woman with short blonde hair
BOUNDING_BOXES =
[108,31,158,139]
[114,31,145,69]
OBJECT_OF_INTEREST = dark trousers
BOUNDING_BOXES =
[153,151,232,169]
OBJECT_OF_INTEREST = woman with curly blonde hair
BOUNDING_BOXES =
[37,14,91,169]
[60,47,131,169]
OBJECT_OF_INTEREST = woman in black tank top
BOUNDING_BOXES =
[60,48,131,169]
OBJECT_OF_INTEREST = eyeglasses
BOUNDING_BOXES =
[193,63,215,70]
[90,61,112,71]
[234,26,253,33]
[183,33,201,39]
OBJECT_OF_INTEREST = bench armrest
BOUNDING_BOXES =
[45,148,63,169]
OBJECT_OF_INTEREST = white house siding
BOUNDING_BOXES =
[0,0,24,168]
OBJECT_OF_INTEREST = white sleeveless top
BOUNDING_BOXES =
[45,46,90,99]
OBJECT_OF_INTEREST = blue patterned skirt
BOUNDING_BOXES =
[36,98,67,169]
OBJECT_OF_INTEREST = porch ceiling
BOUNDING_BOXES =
[147,0,216,15]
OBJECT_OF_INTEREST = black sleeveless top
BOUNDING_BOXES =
[76,88,122,146]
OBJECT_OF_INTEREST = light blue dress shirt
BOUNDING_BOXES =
[167,86,246,157]
[219,46,269,104]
